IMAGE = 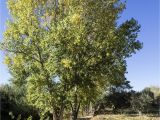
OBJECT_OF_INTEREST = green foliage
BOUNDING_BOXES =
[94,85,160,115]
[9,111,15,119]
[131,89,154,114]
[27,116,33,120]
[145,86,160,98]
[0,84,39,120]
[1,0,142,119]
[94,81,133,115]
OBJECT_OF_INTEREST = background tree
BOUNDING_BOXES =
[143,86,160,114]
[131,89,154,115]
[94,80,132,115]
[146,86,160,98]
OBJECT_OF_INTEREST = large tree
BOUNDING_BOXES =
[52,1,142,119]
[1,0,142,119]
[2,0,67,119]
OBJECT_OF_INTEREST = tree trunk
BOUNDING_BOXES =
[71,104,80,120]
[138,111,142,116]
[53,111,58,120]
[52,111,63,120]
[70,94,81,120]
[52,105,64,120]
[71,109,78,120]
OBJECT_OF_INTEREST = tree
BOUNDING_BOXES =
[143,86,160,114]
[52,1,142,119]
[1,0,142,120]
[94,80,132,115]
[131,89,154,115]
[146,86,160,98]
[2,0,67,119]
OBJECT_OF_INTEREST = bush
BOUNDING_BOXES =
[0,84,40,120]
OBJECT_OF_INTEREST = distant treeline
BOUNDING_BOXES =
[94,85,160,115]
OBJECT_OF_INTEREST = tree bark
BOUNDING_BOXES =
[52,105,64,120]
[71,110,77,120]
[53,110,58,120]
[71,102,80,120]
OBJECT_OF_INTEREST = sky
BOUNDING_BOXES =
[0,0,11,84]
[0,0,159,91]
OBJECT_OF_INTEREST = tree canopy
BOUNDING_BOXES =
[1,0,142,119]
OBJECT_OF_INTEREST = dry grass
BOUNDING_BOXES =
[91,115,160,120]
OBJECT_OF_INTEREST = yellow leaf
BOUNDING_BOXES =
[61,58,72,68]
[4,56,11,65]
[70,14,81,25]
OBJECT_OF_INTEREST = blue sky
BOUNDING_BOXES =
[0,0,11,84]
[0,0,159,91]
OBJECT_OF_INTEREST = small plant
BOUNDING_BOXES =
[27,116,33,120]
[9,111,15,119]
[17,114,22,120]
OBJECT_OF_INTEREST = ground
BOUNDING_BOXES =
[90,115,160,120]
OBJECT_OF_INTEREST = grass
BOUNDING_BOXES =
[90,114,160,120]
